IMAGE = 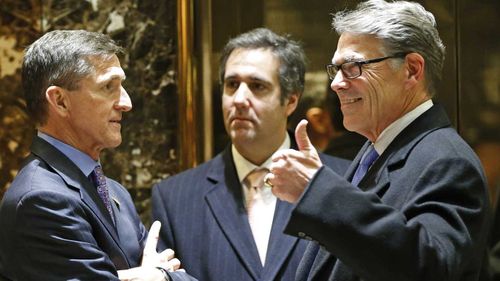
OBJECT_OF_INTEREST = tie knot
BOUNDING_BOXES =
[245,168,268,190]
[361,145,379,167]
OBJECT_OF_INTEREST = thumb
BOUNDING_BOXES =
[295,119,314,152]
[142,220,161,265]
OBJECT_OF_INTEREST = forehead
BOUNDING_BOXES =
[332,33,385,63]
[224,48,279,80]
[87,55,126,82]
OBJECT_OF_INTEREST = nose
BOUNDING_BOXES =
[115,86,132,112]
[233,83,250,108]
[330,71,349,93]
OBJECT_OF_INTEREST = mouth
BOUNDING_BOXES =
[109,120,122,127]
[229,116,254,130]
[341,97,362,105]
[230,116,252,123]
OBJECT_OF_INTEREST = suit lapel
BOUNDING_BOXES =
[359,104,451,196]
[306,246,336,281]
[205,148,263,280]
[261,199,300,279]
[30,137,127,263]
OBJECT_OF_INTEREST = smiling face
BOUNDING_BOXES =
[330,33,414,142]
[63,55,131,159]
[222,48,298,164]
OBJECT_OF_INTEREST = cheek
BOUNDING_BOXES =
[222,99,230,116]
[364,79,388,110]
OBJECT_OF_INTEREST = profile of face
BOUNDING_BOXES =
[222,48,298,153]
[62,55,131,158]
[330,33,409,142]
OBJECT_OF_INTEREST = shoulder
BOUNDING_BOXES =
[153,153,225,193]
[387,127,486,189]
[3,157,77,204]
[411,127,480,165]
[1,170,85,226]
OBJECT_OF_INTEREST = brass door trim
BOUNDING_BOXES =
[177,0,213,170]
[177,0,198,169]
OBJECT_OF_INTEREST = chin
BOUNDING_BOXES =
[107,137,123,148]
[230,130,256,144]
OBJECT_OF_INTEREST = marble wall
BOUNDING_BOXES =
[0,0,178,224]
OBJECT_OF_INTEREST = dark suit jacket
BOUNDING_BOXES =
[152,141,350,281]
[0,136,193,281]
[286,105,491,281]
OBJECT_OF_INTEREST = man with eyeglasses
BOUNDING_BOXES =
[264,1,491,280]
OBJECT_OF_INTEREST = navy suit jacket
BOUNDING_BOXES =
[152,142,350,281]
[0,136,193,281]
[286,105,491,281]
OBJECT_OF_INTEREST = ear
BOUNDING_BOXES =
[285,92,300,117]
[45,86,71,117]
[306,107,329,134]
[404,52,425,90]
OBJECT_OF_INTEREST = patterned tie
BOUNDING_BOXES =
[90,165,115,224]
[351,145,379,186]
[244,168,270,265]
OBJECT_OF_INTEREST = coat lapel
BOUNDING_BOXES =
[204,147,263,280]
[30,137,126,262]
[359,104,451,196]
[261,199,300,280]
[306,246,336,281]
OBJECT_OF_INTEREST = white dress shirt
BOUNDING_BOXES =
[373,100,433,155]
[231,134,291,265]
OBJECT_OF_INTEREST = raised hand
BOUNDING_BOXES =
[266,120,323,203]
[118,221,181,281]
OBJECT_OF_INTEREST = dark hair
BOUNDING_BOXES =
[22,30,123,125]
[218,28,306,104]
[332,0,445,96]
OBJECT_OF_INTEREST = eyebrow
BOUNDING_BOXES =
[333,54,364,65]
[224,74,271,84]
[96,67,126,84]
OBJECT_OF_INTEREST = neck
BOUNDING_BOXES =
[234,132,287,166]
[39,122,100,160]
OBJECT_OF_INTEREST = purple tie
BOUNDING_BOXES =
[351,145,379,186]
[91,165,115,224]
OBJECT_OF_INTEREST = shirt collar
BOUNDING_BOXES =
[37,131,99,177]
[232,134,291,183]
[373,99,433,155]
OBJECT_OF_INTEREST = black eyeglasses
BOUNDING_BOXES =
[326,53,408,80]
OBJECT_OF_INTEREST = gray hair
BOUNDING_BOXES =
[332,0,445,96]
[22,30,123,125]
[218,28,306,104]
